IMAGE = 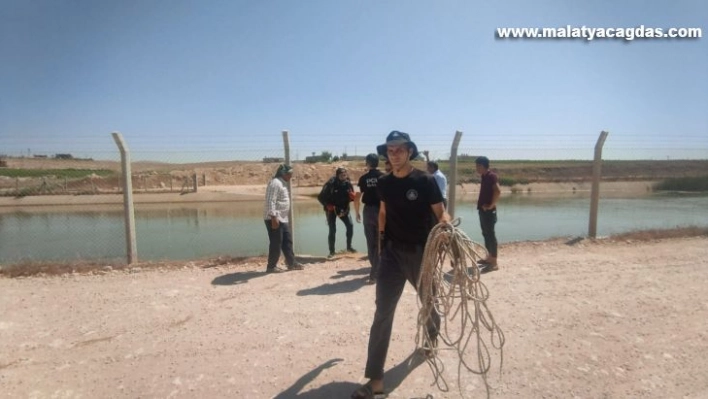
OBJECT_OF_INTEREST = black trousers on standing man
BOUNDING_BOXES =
[327,210,354,253]
[478,209,498,258]
[264,220,295,270]
[364,240,440,380]
[363,205,380,280]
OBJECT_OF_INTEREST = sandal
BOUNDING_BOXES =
[480,263,499,274]
[350,383,386,399]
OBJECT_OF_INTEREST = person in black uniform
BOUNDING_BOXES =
[318,167,356,257]
[351,131,451,399]
[354,153,384,284]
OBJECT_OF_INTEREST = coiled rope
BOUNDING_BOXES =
[415,218,505,398]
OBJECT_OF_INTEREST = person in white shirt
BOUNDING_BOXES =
[423,150,448,208]
[263,164,303,273]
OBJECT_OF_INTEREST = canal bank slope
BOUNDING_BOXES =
[1,236,707,398]
[0,180,658,209]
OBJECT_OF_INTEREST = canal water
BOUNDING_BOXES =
[1,192,706,263]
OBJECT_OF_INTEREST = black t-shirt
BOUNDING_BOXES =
[322,177,354,209]
[357,169,384,206]
[377,168,443,245]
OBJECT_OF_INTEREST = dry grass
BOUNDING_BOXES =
[603,226,708,242]
[0,255,259,279]
[6,157,708,193]
[0,259,130,278]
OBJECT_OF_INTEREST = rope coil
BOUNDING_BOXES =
[415,218,505,398]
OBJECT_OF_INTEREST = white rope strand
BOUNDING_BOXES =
[415,218,505,398]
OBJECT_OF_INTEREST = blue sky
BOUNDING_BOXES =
[1,0,706,162]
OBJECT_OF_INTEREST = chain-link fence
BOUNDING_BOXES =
[1,132,707,266]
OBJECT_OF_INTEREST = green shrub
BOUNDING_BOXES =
[499,176,531,187]
[654,175,708,192]
[499,177,516,186]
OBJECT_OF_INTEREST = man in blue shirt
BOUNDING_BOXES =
[423,150,448,208]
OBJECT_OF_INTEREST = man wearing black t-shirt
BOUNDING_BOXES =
[354,153,384,284]
[351,131,450,399]
[318,167,356,257]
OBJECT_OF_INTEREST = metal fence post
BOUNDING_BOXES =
[588,130,609,238]
[282,130,295,250]
[447,131,463,218]
[111,132,138,264]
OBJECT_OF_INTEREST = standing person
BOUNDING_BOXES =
[318,167,356,257]
[263,164,303,273]
[354,154,384,284]
[423,150,448,208]
[351,131,451,399]
[475,156,501,272]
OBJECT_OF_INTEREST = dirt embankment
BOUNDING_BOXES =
[0,158,364,195]
[1,157,706,206]
[4,157,708,186]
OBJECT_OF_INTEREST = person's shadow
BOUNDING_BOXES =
[210,271,265,286]
[273,352,428,398]
[211,256,333,286]
[296,268,370,296]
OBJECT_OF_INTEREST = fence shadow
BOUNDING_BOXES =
[274,352,426,398]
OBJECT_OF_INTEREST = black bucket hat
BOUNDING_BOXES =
[376,130,419,160]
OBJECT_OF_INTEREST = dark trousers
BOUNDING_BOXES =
[327,210,353,253]
[364,241,440,380]
[478,209,498,257]
[264,220,295,269]
[363,205,380,279]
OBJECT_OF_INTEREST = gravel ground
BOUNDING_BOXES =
[1,236,707,399]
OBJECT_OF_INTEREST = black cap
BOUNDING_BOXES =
[365,153,379,168]
[274,164,293,177]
